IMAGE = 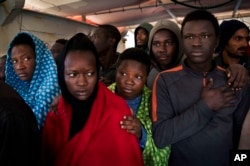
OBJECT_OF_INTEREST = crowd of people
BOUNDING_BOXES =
[0,9,250,166]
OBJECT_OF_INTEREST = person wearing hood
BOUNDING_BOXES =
[147,19,184,89]
[5,32,60,130]
[134,22,153,54]
[42,33,143,166]
[147,19,249,90]
[214,19,250,76]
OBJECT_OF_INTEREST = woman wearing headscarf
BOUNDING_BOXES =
[5,32,60,129]
[42,33,143,166]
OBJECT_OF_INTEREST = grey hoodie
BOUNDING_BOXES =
[147,19,184,89]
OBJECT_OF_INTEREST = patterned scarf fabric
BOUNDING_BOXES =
[108,83,171,166]
[5,32,60,129]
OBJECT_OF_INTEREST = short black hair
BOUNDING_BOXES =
[181,10,219,37]
[55,38,68,45]
[117,47,151,74]
[98,24,121,49]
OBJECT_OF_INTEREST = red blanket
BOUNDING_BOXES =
[42,83,143,166]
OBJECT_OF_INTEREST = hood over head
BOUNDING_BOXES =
[148,19,183,68]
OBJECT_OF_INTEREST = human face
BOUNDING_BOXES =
[224,28,249,58]
[182,20,218,71]
[91,28,110,54]
[151,29,178,70]
[136,28,148,46]
[50,43,65,59]
[64,50,97,101]
[116,60,147,100]
[0,58,6,81]
[11,45,36,81]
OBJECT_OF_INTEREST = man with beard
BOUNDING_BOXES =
[215,19,250,76]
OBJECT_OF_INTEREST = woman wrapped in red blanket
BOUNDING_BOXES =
[42,33,143,166]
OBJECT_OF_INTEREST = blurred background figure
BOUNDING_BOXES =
[134,22,153,54]
[91,24,121,86]
[50,38,68,62]
[0,81,41,165]
[0,55,6,81]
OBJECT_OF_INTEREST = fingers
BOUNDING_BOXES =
[120,115,141,139]
[227,64,248,90]
[205,78,213,89]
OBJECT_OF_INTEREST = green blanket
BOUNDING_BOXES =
[108,83,171,166]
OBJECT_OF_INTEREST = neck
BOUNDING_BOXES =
[187,59,213,72]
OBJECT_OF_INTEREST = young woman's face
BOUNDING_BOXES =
[116,59,147,100]
[11,44,36,81]
[64,50,97,101]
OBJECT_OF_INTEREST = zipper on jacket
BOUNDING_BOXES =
[202,72,208,87]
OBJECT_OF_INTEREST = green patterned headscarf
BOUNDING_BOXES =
[108,83,171,166]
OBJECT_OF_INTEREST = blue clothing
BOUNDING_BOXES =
[126,96,147,149]
[5,32,60,129]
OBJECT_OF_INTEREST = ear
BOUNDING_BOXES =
[215,35,220,50]
[108,37,116,47]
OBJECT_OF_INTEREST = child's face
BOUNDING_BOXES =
[116,59,147,100]
[64,50,97,101]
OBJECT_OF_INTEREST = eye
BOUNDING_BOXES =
[184,35,193,40]
[152,42,160,47]
[136,75,142,80]
[165,41,174,46]
[68,73,76,77]
[86,72,94,77]
[201,34,210,39]
[24,57,29,61]
[121,72,126,76]
[12,59,17,64]
[235,36,241,41]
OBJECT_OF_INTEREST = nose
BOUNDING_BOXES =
[125,75,134,85]
[15,61,25,70]
[158,43,168,53]
[77,74,87,86]
[192,36,202,47]
[242,38,249,47]
[136,33,142,40]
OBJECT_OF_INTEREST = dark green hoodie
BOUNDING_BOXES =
[134,22,153,53]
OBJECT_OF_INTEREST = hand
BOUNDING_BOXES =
[226,64,249,90]
[49,95,60,113]
[201,78,237,111]
[120,115,142,139]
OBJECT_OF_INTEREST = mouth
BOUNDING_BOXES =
[76,90,88,96]
[17,73,28,79]
[122,88,134,94]
[136,40,143,44]
[238,49,246,53]
[191,52,203,56]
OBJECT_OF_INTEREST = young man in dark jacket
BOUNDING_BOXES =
[152,10,250,166]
